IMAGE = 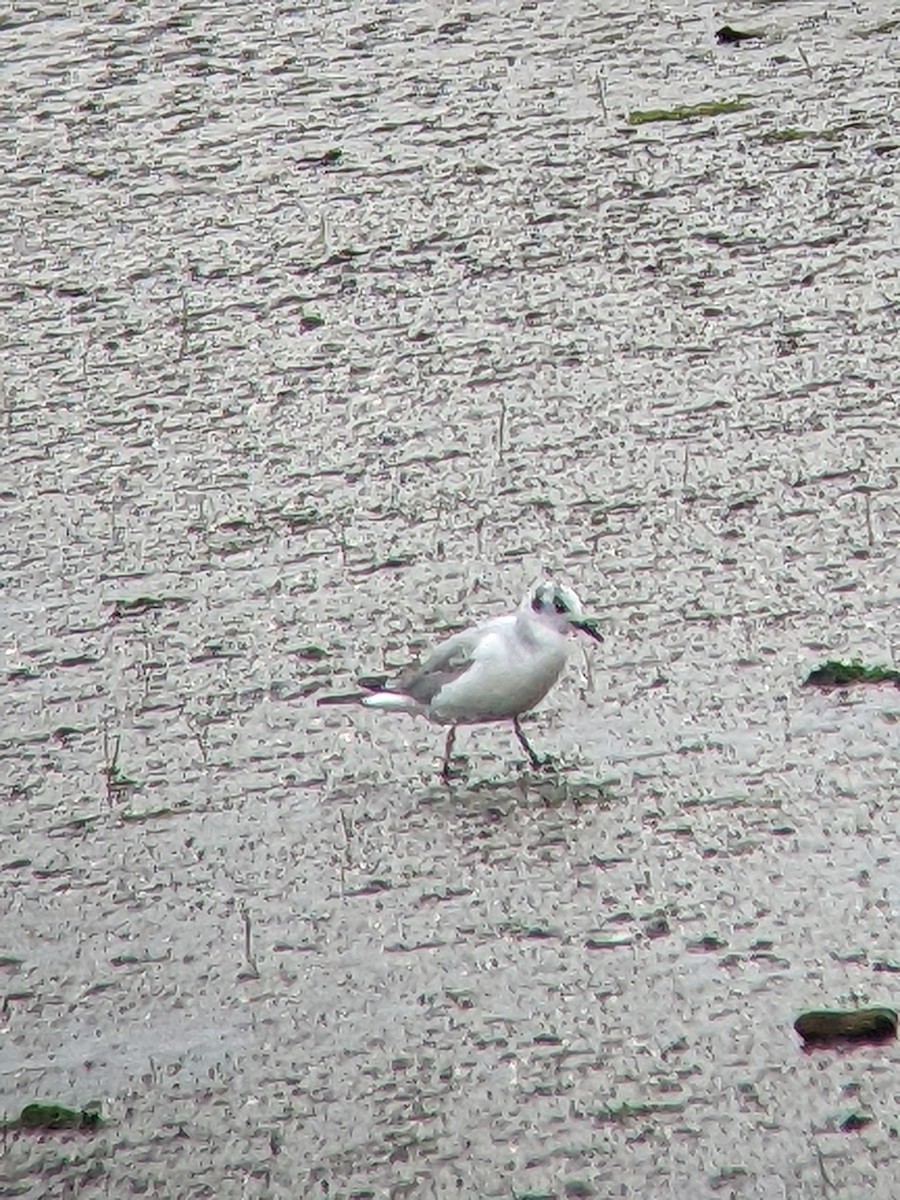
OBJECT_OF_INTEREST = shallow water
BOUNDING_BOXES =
[1,0,898,1195]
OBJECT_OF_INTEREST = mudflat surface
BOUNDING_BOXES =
[1,1,898,1196]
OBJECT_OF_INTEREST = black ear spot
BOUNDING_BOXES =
[531,591,544,612]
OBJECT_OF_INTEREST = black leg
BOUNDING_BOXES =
[440,726,457,783]
[513,716,551,769]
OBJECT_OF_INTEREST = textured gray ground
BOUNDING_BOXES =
[1,1,898,1196]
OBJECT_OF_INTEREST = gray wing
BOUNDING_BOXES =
[395,627,482,705]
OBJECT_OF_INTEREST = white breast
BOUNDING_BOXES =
[430,621,569,724]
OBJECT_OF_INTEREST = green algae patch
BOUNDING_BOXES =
[14,1102,104,1132]
[628,99,751,126]
[794,1008,897,1046]
[761,128,840,144]
[803,660,900,689]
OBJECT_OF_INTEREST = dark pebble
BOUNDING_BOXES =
[794,1007,897,1046]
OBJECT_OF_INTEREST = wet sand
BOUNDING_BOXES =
[1,1,898,1195]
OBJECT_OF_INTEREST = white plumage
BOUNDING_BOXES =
[325,580,603,781]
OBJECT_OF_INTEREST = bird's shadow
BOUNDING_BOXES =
[414,765,619,817]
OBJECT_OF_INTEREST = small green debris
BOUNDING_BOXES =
[120,806,175,823]
[299,313,325,331]
[281,504,321,530]
[794,1007,898,1046]
[346,878,391,897]
[627,99,751,126]
[294,644,329,661]
[841,1110,873,1132]
[761,128,839,144]
[104,734,137,792]
[533,1032,562,1045]
[688,934,727,952]
[297,148,342,167]
[853,18,900,38]
[53,726,83,742]
[110,596,170,621]
[716,26,761,44]
[52,813,103,834]
[803,660,900,689]
[710,1166,748,1187]
[83,980,117,996]
[8,667,39,682]
[16,1102,103,1131]
[595,1100,684,1122]
[585,932,633,950]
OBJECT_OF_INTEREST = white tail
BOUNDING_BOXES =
[361,691,414,712]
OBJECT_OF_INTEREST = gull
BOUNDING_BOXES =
[318,580,603,781]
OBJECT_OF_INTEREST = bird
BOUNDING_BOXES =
[317,580,603,781]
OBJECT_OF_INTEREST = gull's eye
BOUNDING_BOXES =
[553,595,568,615]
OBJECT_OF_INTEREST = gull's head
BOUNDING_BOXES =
[525,580,604,643]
